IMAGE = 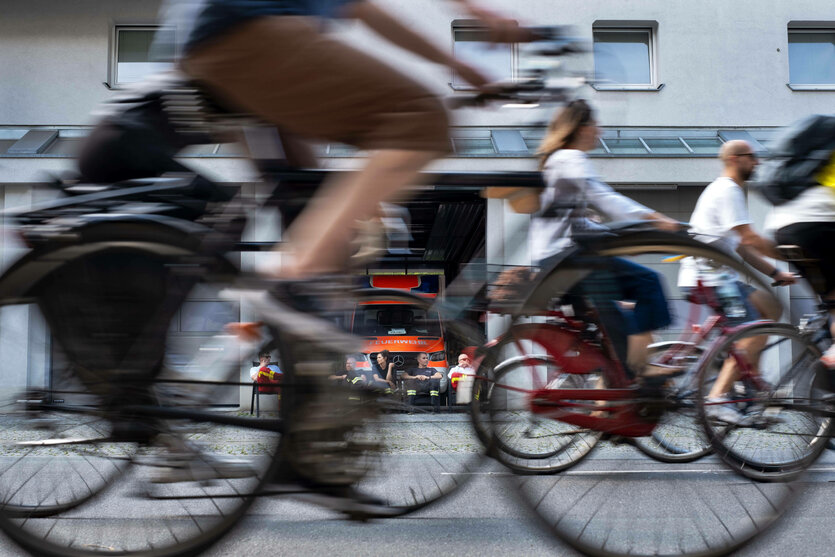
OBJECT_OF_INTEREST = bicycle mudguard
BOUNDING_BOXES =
[0,217,237,304]
[517,230,777,316]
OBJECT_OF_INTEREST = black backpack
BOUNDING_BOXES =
[756,114,835,205]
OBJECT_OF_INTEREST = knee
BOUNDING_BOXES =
[749,290,781,321]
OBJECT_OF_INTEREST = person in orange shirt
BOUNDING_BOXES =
[250,351,282,395]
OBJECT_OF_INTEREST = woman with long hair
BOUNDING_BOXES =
[531,99,681,381]
[372,350,396,390]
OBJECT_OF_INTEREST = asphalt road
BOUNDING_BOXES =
[0,414,835,557]
[0,444,832,557]
[199,451,835,557]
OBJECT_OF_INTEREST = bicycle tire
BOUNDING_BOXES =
[344,289,487,516]
[0,234,280,557]
[0,230,182,519]
[0,380,134,518]
[696,321,832,481]
[470,324,601,474]
[508,241,802,557]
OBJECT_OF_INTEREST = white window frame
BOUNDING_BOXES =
[786,25,835,91]
[450,20,517,91]
[108,25,174,89]
[591,22,661,91]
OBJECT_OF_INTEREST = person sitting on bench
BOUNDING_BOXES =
[402,352,442,412]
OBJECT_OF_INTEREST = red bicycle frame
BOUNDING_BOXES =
[485,280,774,437]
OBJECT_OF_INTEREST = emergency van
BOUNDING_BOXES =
[351,274,449,385]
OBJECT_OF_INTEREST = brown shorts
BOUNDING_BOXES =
[182,16,450,152]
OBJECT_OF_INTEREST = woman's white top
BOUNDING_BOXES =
[765,186,835,233]
[530,149,652,262]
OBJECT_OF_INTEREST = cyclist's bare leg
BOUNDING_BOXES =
[628,331,686,378]
[626,332,652,373]
[708,336,765,398]
[749,289,782,321]
[708,289,779,398]
[279,148,441,277]
[180,17,451,278]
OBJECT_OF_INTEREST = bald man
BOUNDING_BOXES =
[679,140,795,424]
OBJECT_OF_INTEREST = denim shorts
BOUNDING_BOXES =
[681,280,760,322]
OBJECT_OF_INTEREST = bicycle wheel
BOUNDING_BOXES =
[471,324,601,474]
[0,240,281,557]
[0,341,281,557]
[632,343,712,463]
[345,289,486,516]
[696,322,832,481]
[510,240,802,556]
[0,369,134,518]
[511,325,803,557]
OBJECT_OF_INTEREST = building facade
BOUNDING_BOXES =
[1,0,833,406]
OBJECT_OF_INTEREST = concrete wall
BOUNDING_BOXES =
[0,0,162,126]
[1,0,832,404]
[2,1,833,128]
[374,0,835,128]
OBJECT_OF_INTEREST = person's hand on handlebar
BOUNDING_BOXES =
[350,2,526,92]
[449,59,493,91]
[455,1,537,43]
[771,271,797,287]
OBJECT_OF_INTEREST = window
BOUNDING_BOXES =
[643,138,690,155]
[352,305,442,337]
[600,138,646,155]
[112,26,174,86]
[681,137,723,155]
[451,22,514,88]
[593,26,656,88]
[788,29,835,85]
[451,137,495,155]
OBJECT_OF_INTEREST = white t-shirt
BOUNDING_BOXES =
[250,364,281,381]
[530,150,652,262]
[447,365,472,379]
[678,177,751,287]
[765,186,835,233]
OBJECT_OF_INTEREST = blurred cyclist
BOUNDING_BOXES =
[530,99,682,384]
[766,164,835,369]
[680,140,796,424]
[157,0,529,282]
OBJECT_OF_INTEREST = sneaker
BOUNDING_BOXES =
[151,454,258,484]
[704,396,752,426]
[747,404,786,426]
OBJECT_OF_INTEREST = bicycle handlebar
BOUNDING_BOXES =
[447,25,588,109]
